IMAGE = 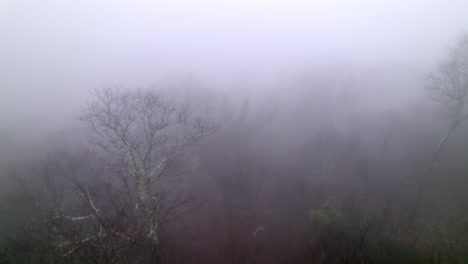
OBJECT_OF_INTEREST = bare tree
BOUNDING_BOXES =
[20,86,219,263]
[408,33,468,228]
[426,33,468,168]
[80,87,216,260]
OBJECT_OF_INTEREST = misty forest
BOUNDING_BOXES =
[1,1,468,263]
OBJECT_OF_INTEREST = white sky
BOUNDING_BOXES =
[0,0,468,129]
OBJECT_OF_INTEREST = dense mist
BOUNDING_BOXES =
[1,1,468,263]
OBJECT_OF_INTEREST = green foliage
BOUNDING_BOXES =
[307,203,425,264]
[310,204,345,228]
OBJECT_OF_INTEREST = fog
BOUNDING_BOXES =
[2,0,467,117]
[1,1,468,263]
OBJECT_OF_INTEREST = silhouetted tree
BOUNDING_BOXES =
[0,87,217,263]
[74,87,216,261]
[426,33,468,167]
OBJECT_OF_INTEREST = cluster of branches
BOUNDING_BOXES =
[425,33,468,166]
[1,87,217,263]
